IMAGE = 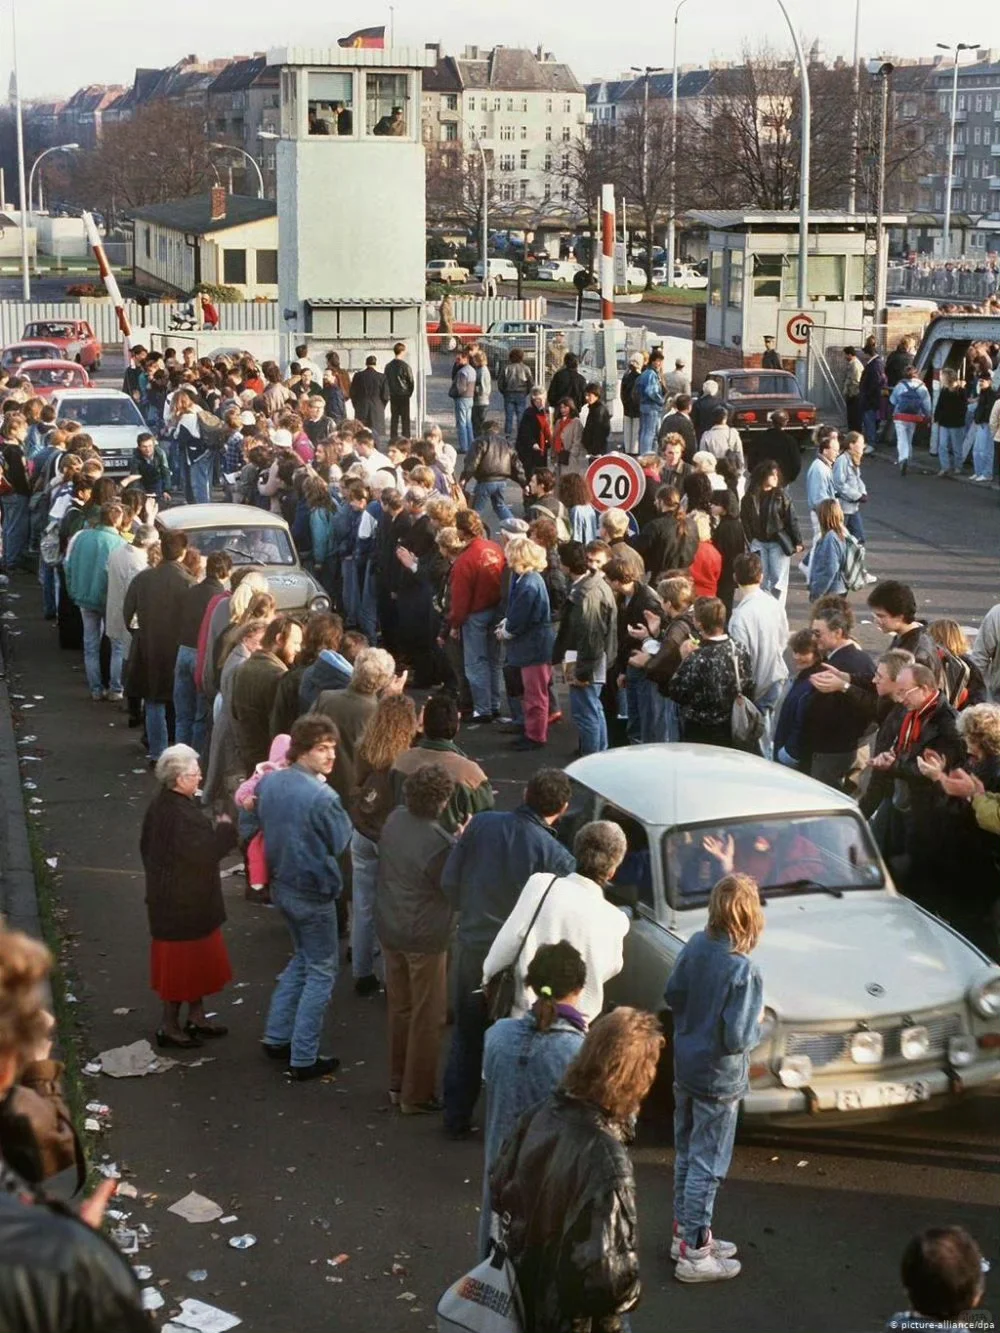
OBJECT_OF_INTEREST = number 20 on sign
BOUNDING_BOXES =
[585,453,647,514]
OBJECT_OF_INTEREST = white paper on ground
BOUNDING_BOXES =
[97,1039,177,1078]
[168,1298,242,1331]
[167,1191,224,1224]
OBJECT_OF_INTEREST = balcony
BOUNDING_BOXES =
[994,107,1000,121]
[990,177,1000,191]
[953,141,966,154]
[992,141,1000,155]
[437,107,460,122]
[954,107,967,122]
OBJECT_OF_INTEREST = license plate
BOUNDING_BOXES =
[835,1080,930,1111]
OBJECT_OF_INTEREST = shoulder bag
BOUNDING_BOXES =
[483,875,558,1023]
[437,1211,524,1333]
[730,642,765,748]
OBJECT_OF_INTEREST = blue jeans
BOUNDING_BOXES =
[81,607,123,698]
[894,419,916,464]
[638,404,662,452]
[443,947,489,1134]
[973,423,995,478]
[937,426,965,472]
[663,696,682,742]
[861,407,879,446]
[473,480,513,528]
[749,539,791,607]
[187,452,214,504]
[264,885,339,1068]
[1,494,30,570]
[145,701,169,761]
[173,644,208,754]
[454,398,474,454]
[503,393,527,436]
[350,830,381,981]
[628,667,668,743]
[462,608,502,717]
[844,511,866,545]
[40,560,58,617]
[569,680,608,754]
[673,1087,740,1247]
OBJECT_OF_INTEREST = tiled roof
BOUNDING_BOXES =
[208,55,278,94]
[128,193,276,235]
[422,55,463,93]
[457,47,582,94]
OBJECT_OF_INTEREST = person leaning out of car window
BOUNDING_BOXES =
[667,595,754,749]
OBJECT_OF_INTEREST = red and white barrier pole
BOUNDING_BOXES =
[600,184,615,324]
[81,210,132,367]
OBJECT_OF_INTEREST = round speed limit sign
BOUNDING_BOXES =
[585,453,647,514]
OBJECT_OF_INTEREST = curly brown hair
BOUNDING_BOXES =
[357,694,418,772]
[0,930,52,1071]
[561,1007,663,1122]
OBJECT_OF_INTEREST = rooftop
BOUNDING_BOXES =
[688,209,908,230]
[456,47,583,94]
[128,193,276,235]
[208,54,278,94]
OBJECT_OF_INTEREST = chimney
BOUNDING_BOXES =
[210,186,226,223]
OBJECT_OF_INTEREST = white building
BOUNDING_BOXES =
[130,190,277,298]
[422,45,587,210]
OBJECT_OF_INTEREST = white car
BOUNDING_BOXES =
[624,264,649,288]
[536,260,584,282]
[49,389,146,476]
[473,258,519,282]
[566,745,1000,1119]
[425,259,470,284]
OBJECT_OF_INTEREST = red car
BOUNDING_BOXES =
[20,320,102,372]
[1,341,67,372]
[19,360,92,398]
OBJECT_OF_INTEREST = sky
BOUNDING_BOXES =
[5,0,991,100]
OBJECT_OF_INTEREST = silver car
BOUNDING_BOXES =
[566,745,1000,1119]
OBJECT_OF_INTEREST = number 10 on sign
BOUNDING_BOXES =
[585,453,646,514]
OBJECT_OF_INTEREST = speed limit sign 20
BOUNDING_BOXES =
[585,453,647,514]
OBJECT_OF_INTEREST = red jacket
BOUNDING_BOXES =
[689,541,722,598]
[449,538,505,628]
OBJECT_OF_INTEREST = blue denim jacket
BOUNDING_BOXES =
[254,765,353,902]
[504,570,552,668]
[665,929,763,1101]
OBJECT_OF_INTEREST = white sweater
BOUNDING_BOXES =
[729,586,789,701]
[481,872,629,1022]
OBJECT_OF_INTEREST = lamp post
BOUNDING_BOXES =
[11,0,30,300]
[28,142,80,213]
[471,133,489,295]
[209,143,265,199]
[937,41,978,261]
[871,63,893,320]
[847,0,861,213]
[667,0,689,283]
[775,0,810,311]
[630,64,662,285]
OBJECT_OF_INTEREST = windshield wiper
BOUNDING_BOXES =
[758,879,844,899]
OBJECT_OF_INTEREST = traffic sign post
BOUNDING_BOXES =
[776,307,827,358]
[585,453,646,514]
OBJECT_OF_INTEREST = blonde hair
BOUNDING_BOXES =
[426,495,457,528]
[228,572,271,622]
[506,536,548,574]
[0,930,52,1071]
[436,525,464,555]
[817,497,846,537]
[691,450,718,473]
[957,703,1000,758]
[600,508,630,540]
[928,618,968,656]
[708,874,764,955]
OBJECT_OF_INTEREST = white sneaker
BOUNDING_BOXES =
[864,572,878,585]
[675,1241,742,1283]
[670,1230,738,1262]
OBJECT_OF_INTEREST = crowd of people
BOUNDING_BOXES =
[0,332,996,1329]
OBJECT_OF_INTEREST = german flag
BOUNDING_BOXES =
[338,26,386,48]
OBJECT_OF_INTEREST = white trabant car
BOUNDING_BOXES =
[566,745,1000,1119]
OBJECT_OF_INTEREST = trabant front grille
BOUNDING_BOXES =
[783,1014,963,1070]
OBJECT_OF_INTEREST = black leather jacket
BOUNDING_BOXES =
[490,1091,640,1333]
[0,1160,149,1332]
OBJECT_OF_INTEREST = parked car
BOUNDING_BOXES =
[564,745,1000,1119]
[624,264,649,288]
[672,263,708,290]
[472,258,519,282]
[426,259,470,285]
[536,260,584,282]
[705,367,817,442]
[480,318,561,378]
[1,341,67,372]
[48,389,146,475]
[19,360,91,397]
[21,319,102,371]
[157,504,331,615]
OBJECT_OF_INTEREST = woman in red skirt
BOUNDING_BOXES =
[140,744,238,1049]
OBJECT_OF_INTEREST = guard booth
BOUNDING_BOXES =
[688,210,903,400]
[268,43,436,428]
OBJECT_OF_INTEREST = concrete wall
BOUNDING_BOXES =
[34,216,89,258]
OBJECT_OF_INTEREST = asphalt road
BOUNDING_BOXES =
[2,446,998,1332]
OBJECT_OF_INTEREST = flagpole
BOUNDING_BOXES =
[389,7,394,46]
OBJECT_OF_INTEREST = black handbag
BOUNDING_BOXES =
[483,875,559,1023]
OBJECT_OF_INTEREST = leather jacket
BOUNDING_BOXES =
[464,435,527,486]
[0,1159,149,1332]
[490,1091,640,1333]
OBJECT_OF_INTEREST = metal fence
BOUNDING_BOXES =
[888,265,999,302]
[805,324,889,420]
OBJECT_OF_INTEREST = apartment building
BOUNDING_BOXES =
[921,54,1000,251]
[205,56,280,197]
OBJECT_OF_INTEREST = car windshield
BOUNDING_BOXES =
[59,397,144,428]
[727,374,796,398]
[664,812,884,907]
[28,366,85,388]
[181,525,296,567]
[25,323,75,340]
[3,345,62,367]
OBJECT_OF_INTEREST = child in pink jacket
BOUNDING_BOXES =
[235,734,291,893]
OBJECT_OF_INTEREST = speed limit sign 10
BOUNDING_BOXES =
[585,452,647,514]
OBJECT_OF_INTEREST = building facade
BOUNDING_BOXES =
[920,54,1000,253]
[130,189,277,298]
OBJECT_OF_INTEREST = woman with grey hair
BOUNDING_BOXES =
[139,744,238,1048]
[482,820,630,1022]
[620,351,645,456]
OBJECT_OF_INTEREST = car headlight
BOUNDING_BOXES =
[900,1025,930,1061]
[969,975,1000,1019]
[948,1035,977,1068]
[308,594,331,613]
[778,1055,812,1089]
[850,1030,884,1065]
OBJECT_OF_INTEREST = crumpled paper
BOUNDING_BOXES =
[165,1298,242,1331]
[167,1191,223,1224]
[96,1040,177,1078]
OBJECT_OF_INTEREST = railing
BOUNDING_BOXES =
[887,266,999,301]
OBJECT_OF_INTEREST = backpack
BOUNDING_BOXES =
[937,646,972,710]
[39,520,62,567]
[895,383,927,418]
[840,533,867,592]
[349,767,397,843]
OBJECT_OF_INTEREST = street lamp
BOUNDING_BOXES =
[10,0,30,300]
[209,142,265,199]
[869,62,894,319]
[847,0,861,213]
[470,133,489,294]
[937,41,978,261]
[28,143,80,213]
[775,0,811,312]
[667,0,689,283]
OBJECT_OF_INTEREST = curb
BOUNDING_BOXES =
[0,604,42,938]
